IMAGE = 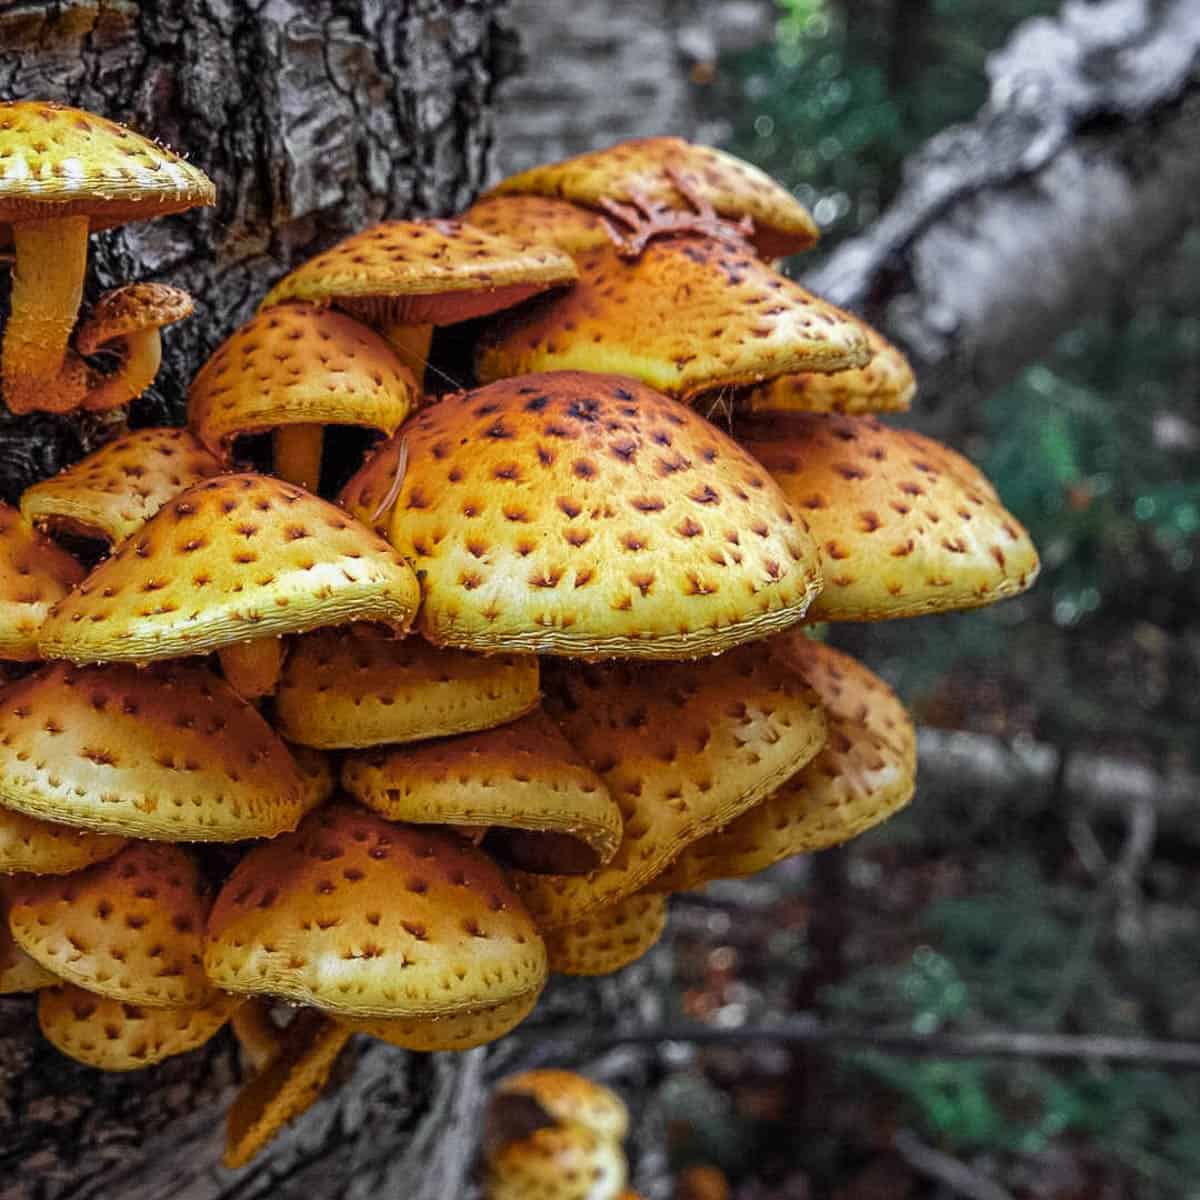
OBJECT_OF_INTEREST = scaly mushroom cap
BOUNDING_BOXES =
[544,894,668,977]
[0,662,307,840]
[75,282,193,355]
[740,414,1040,620]
[495,1069,630,1144]
[275,628,539,750]
[8,842,213,1006]
[381,372,823,658]
[260,220,578,325]
[0,101,215,230]
[742,319,916,415]
[338,432,411,538]
[188,305,418,454]
[0,806,125,875]
[338,987,541,1051]
[0,502,84,660]
[509,642,828,928]
[38,983,239,1071]
[341,710,622,871]
[482,135,818,258]
[39,473,421,664]
[476,242,869,401]
[20,427,226,546]
[654,641,917,890]
[205,804,547,1019]
[485,1120,628,1200]
[462,196,613,256]
[0,883,57,992]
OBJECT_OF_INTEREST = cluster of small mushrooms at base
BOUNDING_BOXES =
[0,101,1040,1175]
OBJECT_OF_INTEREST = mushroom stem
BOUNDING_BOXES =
[3,216,90,414]
[381,321,433,388]
[230,999,285,1073]
[83,329,162,412]
[273,425,324,493]
[219,639,284,700]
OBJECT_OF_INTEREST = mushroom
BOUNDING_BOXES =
[507,642,828,929]
[0,883,57,993]
[484,1120,628,1200]
[493,1070,629,1144]
[336,988,542,1051]
[275,627,540,750]
[738,413,1041,620]
[8,842,213,1006]
[543,894,668,977]
[0,662,308,840]
[188,303,417,493]
[38,472,420,700]
[462,195,614,256]
[366,371,824,659]
[75,282,194,411]
[0,101,213,414]
[20,427,225,546]
[340,709,623,874]
[0,806,126,876]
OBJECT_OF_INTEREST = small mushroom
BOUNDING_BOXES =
[0,805,126,876]
[0,101,213,414]
[544,894,668,976]
[493,1069,629,1144]
[485,1120,628,1200]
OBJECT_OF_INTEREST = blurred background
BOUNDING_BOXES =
[497,3,1200,1196]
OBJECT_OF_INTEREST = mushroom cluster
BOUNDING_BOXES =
[0,111,1039,1168]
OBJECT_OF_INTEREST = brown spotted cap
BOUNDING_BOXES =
[485,1120,628,1200]
[462,196,614,256]
[75,282,193,355]
[188,305,417,455]
[509,642,828,928]
[205,804,547,1018]
[338,987,541,1051]
[483,135,818,258]
[275,627,539,750]
[544,894,668,977]
[0,662,307,840]
[39,473,420,664]
[476,241,869,401]
[0,502,84,660]
[0,101,214,232]
[38,982,239,1070]
[260,220,577,325]
[20,428,226,546]
[495,1069,630,1144]
[740,414,1040,620]
[381,372,823,658]
[341,710,622,872]
[0,883,57,992]
[0,805,125,875]
[9,842,212,1006]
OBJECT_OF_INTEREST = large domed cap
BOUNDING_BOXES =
[0,502,84,661]
[385,373,822,659]
[0,662,307,840]
[462,196,613,256]
[476,242,869,401]
[743,319,916,415]
[0,101,214,230]
[205,804,547,1018]
[338,987,541,1051]
[275,627,539,750]
[20,428,226,546]
[510,642,828,928]
[483,135,818,258]
[39,473,420,665]
[741,414,1040,619]
[544,893,668,977]
[0,806,125,875]
[38,983,239,1071]
[485,1120,628,1200]
[8,842,213,1006]
[496,1069,630,1144]
[188,305,417,454]
[260,220,578,325]
[341,710,622,871]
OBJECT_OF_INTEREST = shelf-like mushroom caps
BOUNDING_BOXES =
[493,1069,630,1144]
[274,627,539,750]
[375,372,823,659]
[543,893,668,977]
[0,662,308,840]
[481,135,818,259]
[188,304,417,493]
[8,842,213,1006]
[508,642,828,929]
[0,806,126,875]
[0,502,85,661]
[476,240,869,402]
[205,804,547,1019]
[336,987,542,1051]
[38,982,240,1071]
[462,195,614,256]
[341,710,623,874]
[20,427,226,546]
[484,1120,628,1200]
[739,414,1040,620]
[652,638,917,891]
[0,101,214,415]
[75,282,194,411]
